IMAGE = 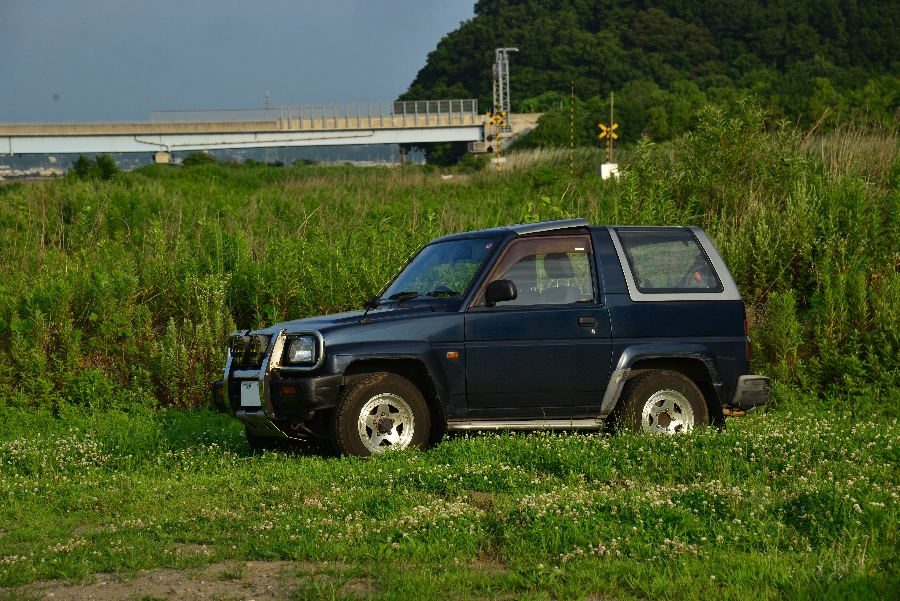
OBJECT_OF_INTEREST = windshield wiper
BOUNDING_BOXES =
[387,291,420,302]
[385,290,459,303]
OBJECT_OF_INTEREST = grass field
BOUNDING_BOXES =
[0,405,897,599]
[1,103,900,598]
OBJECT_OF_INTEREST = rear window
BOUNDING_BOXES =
[615,228,722,294]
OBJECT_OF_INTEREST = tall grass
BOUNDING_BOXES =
[617,102,900,415]
[0,160,611,409]
[2,100,900,414]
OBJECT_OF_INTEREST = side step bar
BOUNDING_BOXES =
[446,418,606,432]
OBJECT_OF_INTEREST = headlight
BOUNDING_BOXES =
[287,336,316,364]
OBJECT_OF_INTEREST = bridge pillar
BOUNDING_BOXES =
[153,151,171,165]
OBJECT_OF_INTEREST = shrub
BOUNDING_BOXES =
[182,152,218,166]
[70,154,118,180]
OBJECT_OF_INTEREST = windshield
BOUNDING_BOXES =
[381,238,498,301]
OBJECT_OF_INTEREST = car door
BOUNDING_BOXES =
[464,235,612,417]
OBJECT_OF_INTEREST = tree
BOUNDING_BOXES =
[70,154,118,180]
[71,155,94,178]
[95,155,119,180]
[182,152,218,166]
[398,0,900,158]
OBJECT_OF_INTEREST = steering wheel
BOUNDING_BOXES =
[677,255,709,288]
[432,285,453,293]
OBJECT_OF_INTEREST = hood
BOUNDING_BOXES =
[249,302,453,336]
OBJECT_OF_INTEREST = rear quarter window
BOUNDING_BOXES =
[615,228,723,294]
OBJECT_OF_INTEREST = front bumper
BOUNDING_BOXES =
[213,328,342,439]
[211,373,341,416]
[729,375,770,410]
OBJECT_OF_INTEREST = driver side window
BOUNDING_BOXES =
[473,236,595,306]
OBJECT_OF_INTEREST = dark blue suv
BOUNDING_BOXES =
[212,219,769,456]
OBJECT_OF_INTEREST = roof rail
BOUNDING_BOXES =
[508,218,590,236]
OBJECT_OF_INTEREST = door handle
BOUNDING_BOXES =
[578,316,596,326]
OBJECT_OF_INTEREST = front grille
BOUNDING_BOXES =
[230,334,272,370]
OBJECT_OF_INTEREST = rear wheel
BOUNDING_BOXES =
[332,373,431,457]
[612,369,708,434]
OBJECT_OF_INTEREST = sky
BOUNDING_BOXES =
[0,0,476,123]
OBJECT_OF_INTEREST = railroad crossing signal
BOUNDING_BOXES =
[598,123,618,139]
[488,111,507,127]
[485,111,508,172]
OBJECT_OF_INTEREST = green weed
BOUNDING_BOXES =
[3,103,900,411]
[0,400,896,598]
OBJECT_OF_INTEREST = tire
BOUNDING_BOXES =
[611,369,709,434]
[331,373,431,457]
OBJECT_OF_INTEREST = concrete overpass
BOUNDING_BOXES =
[0,100,539,162]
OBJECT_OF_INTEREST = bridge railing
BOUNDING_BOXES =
[149,109,279,123]
[149,100,480,129]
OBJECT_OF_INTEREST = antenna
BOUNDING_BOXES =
[265,91,271,111]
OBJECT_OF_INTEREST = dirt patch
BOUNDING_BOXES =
[72,525,105,535]
[13,560,300,601]
[469,559,508,575]
[173,543,216,557]
[339,577,380,598]
[464,490,495,510]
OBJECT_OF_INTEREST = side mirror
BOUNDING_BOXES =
[485,279,517,306]
[363,295,381,311]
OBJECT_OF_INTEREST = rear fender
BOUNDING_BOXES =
[600,344,722,416]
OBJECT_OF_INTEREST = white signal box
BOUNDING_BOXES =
[599,163,619,180]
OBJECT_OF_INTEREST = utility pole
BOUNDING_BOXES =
[609,91,614,164]
[597,91,619,179]
[570,81,574,176]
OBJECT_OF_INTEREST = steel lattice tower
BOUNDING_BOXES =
[492,48,518,116]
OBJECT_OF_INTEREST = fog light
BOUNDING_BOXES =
[281,385,297,395]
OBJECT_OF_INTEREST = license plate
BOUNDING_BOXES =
[240,380,261,407]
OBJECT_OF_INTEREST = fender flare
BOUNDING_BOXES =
[599,344,722,416]
[330,341,453,410]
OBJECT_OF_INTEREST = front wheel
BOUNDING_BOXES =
[611,369,709,434]
[332,373,431,457]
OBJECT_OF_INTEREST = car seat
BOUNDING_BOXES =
[541,253,584,303]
